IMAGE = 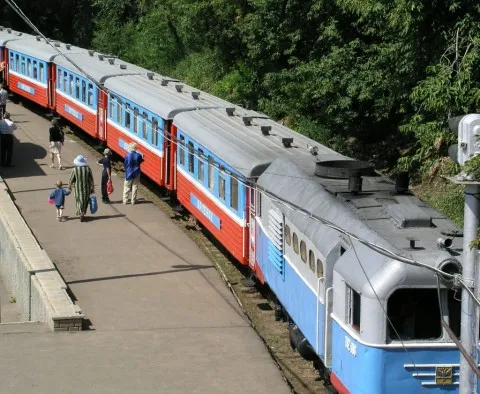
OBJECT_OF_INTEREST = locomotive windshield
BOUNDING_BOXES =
[387,288,461,341]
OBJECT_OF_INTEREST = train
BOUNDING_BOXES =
[0,26,469,393]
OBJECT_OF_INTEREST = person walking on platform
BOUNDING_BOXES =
[69,155,94,222]
[49,119,64,170]
[123,142,143,205]
[97,148,112,204]
[49,180,71,221]
[0,84,8,118]
[0,112,16,167]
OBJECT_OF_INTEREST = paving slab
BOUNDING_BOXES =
[0,101,291,394]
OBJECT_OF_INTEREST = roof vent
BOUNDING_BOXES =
[107,58,115,65]
[145,72,154,80]
[7,28,11,33]
[36,36,41,41]
[243,116,252,126]
[261,126,271,136]
[119,64,127,70]
[191,91,200,100]
[308,144,319,156]
[348,171,362,195]
[54,42,60,47]
[226,107,235,116]
[315,160,374,179]
[385,204,432,228]
[160,78,168,85]
[65,44,71,50]
[0,27,4,31]
[98,54,104,61]
[395,171,409,194]
[407,237,419,249]
[282,138,293,148]
[17,32,22,36]
[175,84,183,92]
[88,50,94,56]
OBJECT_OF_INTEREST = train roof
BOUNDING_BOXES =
[258,157,463,297]
[173,107,343,177]
[6,35,87,61]
[104,75,233,120]
[0,27,28,46]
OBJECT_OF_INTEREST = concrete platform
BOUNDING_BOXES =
[0,101,291,394]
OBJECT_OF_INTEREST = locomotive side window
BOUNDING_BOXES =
[125,104,131,129]
[284,225,291,246]
[142,112,148,139]
[87,84,94,107]
[57,68,62,89]
[39,62,45,82]
[134,108,139,134]
[81,81,86,104]
[300,241,307,263]
[387,289,441,341]
[198,149,204,182]
[188,141,195,173]
[347,285,361,332]
[219,177,226,200]
[230,177,238,210]
[316,259,324,278]
[208,157,215,190]
[293,233,299,254]
[152,118,158,146]
[179,135,185,165]
[309,250,315,272]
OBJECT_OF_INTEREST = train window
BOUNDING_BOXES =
[309,250,315,272]
[219,177,226,200]
[208,157,215,190]
[81,81,86,103]
[317,259,324,278]
[179,135,185,165]
[188,141,194,173]
[230,177,238,210]
[198,149,204,182]
[117,101,122,124]
[39,62,44,82]
[134,108,139,134]
[109,96,114,119]
[87,84,94,106]
[69,75,74,96]
[293,233,299,254]
[125,104,131,129]
[347,285,361,332]
[15,54,19,72]
[285,225,291,245]
[63,72,68,93]
[21,58,25,75]
[152,118,158,146]
[32,60,37,79]
[27,58,31,77]
[75,77,80,99]
[57,69,62,89]
[300,241,307,263]
[387,289,441,341]
[257,190,262,217]
[142,112,148,139]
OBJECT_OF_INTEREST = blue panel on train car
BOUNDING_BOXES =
[190,193,221,229]
[64,104,84,121]
[17,82,34,95]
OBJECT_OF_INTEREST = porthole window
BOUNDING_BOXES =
[317,259,324,279]
[300,241,307,263]
[285,225,291,246]
[309,250,315,272]
[293,233,299,254]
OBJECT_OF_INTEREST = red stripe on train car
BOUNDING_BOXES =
[55,93,97,137]
[8,72,48,108]
[330,373,350,394]
[176,170,248,265]
[106,122,164,186]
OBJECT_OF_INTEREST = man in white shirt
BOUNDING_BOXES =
[0,85,8,118]
[0,112,16,166]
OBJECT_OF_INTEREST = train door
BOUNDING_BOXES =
[97,90,107,141]
[163,120,171,187]
[248,185,256,270]
[48,63,55,109]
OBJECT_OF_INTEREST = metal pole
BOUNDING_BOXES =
[460,184,480,394]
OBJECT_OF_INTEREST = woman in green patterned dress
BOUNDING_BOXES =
[69,155,94,222]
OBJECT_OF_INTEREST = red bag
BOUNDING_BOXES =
[48,197,55,205]
[107,180,114,195]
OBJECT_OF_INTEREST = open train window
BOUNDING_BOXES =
[347,285,361,332]
[387,289,441,341]
[57,69,62,89]
[142,112,148,139]
[309,250,315,272]
[317,259,324,278]
[188,141,194,173]
[32,60,37,79]
[300,241,307,263]
[285,225,291,246]
[109,95,114,119]
[87,84,93,107]
[125,104,131,129]
[81,81,86,103]
[134,108,139,133]
[152,118,158,146]
[293,233,299,254]
[230,177,238,210]
[208,157,215,190]
[198,149,204,182]
[39,62,44,82]
[219,177,226,200]
[179,135,185,165]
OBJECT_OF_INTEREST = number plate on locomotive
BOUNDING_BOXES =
[435,366,453,385]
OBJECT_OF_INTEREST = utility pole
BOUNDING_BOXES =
[448,114,480,393]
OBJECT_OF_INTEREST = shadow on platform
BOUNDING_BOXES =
[0,137,47,179]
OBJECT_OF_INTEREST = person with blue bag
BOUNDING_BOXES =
[69,155,95,222]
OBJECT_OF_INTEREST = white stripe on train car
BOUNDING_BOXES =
[56,90,97,115]
[9,70,47,88]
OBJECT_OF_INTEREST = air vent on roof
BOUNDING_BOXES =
[17,32,22,36]
[54,42,60,47]
[395,171,410,194]
[315,160,374,179]
[36,36,41,41]
[119,64,127,70]
[243,116,252,126]
[98,54,104,61]
[282,138,293,148]
[261,126,271,136]
[146,72,154,80]
[226,107,235,116]
[385,204,432,228]
[88,50,94,56]
[348,171,362,194]
[7,28,11,33]
[160,78,168,85]
[175,84,183,92]
[0,27,4,31]
[65,44,71,50]
[107,58,115,65]
[192,91,200,100]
